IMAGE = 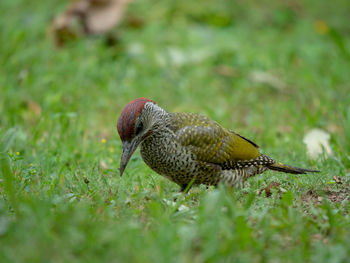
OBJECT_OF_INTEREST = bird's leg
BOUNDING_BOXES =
[171,184,189,202]
[239,180,245,188]
[180,177,196,193]
[180,184,191,193]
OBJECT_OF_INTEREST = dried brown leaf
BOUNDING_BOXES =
[100,160,108,170]
[27,100,42,117]
[333,176,343,184]
[259,181,281,197]
[85,0,132,34]
[50,0,132,46]
[250,71,287,90]
[50,8,80,47]
[303,188,349,205]
[326,123,342,133]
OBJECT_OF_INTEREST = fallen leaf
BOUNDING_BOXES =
[20,100,42,122]
[155,185,160,194]
[302,188,350,205]
[50,8,80,47]
[303,128,332,159]
[50,0,132,47]
[259,181,281,197]
[250,71,287,90]
[100,160,108,170]
[27,100,42,117]
[333,176,343,184]
[326,123,341,133]
[84,0,132,34]
[325,189,349,203]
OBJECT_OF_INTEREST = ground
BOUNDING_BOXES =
[1,0,350,262]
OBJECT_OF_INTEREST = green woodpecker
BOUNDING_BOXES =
[117,98,318,191]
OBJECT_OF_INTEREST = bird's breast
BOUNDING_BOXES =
[140,133,202,184]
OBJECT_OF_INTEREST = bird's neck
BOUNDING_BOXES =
[139,103,172,140]
[143,102,169,124]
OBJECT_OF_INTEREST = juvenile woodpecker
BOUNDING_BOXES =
[117,98,318,191]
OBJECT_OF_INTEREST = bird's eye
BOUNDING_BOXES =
[135,121,143,135]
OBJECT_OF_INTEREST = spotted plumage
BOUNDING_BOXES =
[117,98,318,191]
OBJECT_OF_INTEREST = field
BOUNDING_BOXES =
[1,0,350,262]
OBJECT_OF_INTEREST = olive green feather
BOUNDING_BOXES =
[169,112,261,165]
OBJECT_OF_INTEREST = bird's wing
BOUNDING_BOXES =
[170,113,261,165]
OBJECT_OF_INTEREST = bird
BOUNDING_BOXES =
[117,98,318,191]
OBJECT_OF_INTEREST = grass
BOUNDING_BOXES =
[1,0,350,262]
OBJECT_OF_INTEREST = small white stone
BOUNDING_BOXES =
[279,187,287,193]
[128,42,144,55]
[178,205,190,212]
[250,71,287,90]
[303,128,332,159]
[162,198,190,212]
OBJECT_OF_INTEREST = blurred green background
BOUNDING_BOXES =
[1,0,350,262]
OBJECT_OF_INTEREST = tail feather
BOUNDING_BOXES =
[268,162,319,174]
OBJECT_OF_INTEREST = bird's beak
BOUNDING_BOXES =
[119,140,139,177]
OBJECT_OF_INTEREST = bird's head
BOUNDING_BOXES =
[117,98,160,177]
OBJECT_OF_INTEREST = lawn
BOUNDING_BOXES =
[1,0,350,262]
